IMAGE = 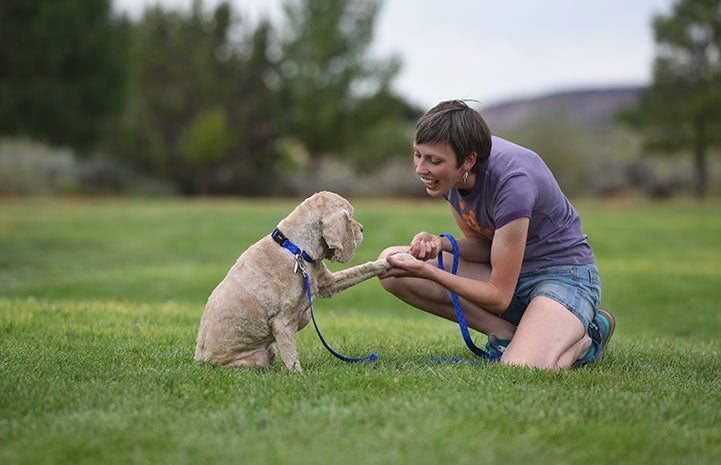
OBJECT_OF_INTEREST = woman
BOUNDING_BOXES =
[380,100,614,369]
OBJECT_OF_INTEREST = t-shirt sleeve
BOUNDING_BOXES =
[492,172,536,228]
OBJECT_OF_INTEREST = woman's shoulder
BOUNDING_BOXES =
[488,136,547,174]
[490,136,537,158]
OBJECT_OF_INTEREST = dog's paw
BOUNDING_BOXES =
[391,252,414,261]
[290,361,303,373]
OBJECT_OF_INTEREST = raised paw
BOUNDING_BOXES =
[391,252,415,261]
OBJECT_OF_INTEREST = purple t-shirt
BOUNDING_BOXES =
[443,136,595,274]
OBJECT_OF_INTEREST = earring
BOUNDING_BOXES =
[463,171,469,183]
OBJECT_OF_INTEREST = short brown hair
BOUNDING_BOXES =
[414,100,492,169]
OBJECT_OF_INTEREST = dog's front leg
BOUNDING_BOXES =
[271,317,303,372]
[317,258,392,298]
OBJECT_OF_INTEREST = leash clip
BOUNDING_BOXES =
[294,253,307,274]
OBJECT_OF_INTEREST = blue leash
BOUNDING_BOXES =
[303,272,378,363]
[436,234,499,361]
[272,229,378,363]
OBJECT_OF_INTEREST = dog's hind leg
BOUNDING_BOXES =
[224,345,277,369]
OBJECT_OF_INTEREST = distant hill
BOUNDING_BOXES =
[480,86,642,131]
[473,86,645,196]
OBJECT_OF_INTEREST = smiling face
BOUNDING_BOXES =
[414,142,476,197]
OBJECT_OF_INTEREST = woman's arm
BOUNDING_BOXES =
[387,216,528,314]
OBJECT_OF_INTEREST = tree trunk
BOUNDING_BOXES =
[693,120,708,199]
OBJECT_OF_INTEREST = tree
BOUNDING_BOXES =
[0,0,128,152]
[115,0,415,195]
[115,0,278,195]
[274,0,412,166]
[180,107,231,194]
[623,0,721,198]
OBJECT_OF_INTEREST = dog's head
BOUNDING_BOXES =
[277,191,364,263]
[314,191,363,263]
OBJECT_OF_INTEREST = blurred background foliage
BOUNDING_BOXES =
[0,0,719,198]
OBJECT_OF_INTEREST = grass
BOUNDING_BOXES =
[1,196,720,465]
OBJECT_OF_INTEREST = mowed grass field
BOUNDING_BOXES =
[1,196,720,465]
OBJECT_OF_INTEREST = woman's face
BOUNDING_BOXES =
[413,142,467,197]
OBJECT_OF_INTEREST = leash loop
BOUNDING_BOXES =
[438,233,498,360]
[303,271,378,363]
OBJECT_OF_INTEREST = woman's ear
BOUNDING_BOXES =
[463,151,477,171]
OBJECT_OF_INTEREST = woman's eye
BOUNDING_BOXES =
[414,153,441,166]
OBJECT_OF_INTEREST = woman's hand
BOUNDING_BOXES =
[409,232,445,260]
[380,253,428,279]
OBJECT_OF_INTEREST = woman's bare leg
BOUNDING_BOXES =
[502,296,591,369]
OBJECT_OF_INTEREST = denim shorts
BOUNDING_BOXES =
[499,263,601,329]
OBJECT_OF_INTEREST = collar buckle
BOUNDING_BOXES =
[271,228,316,267]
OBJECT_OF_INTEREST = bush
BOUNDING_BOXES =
[0,138,76,195]
[0,138,175,196]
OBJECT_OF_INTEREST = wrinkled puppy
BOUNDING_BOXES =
[194,191,410,372]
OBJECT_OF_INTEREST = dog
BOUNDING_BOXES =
[194,191,411,372]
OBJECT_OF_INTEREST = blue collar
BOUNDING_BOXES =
[271,229,316,264]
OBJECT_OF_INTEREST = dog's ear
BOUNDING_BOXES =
[321,208,352,261]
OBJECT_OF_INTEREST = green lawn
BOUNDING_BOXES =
[1,196,720,465]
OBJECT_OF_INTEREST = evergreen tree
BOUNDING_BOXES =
[0,0,128,152]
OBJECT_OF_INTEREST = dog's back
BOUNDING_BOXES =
[194,237,302,367]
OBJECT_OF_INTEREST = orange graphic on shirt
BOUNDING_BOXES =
[459,201,493,237]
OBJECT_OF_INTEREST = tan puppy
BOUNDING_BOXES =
[194,191,410,372]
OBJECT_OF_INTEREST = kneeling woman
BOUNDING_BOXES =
[380,100,614,369]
